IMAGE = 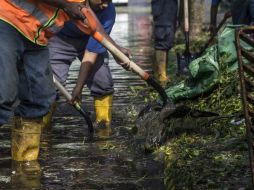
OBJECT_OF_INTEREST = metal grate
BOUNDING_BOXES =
[235,26,254,186]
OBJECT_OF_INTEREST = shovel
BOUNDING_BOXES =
[76,7,174,110]
[53,76,94,140]
[176,0,197,75]
[176,4,231,74]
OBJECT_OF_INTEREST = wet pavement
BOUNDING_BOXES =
[0,3,166,190]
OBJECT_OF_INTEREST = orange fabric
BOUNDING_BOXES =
[0,0,84,45]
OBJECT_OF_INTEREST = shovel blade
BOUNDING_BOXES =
[176,52,198,75]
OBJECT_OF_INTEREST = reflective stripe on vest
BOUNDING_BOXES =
[0,0,85,45]
[12,0,49,25]
[11,0,62,44]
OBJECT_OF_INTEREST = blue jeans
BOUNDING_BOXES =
[0,20,56,125]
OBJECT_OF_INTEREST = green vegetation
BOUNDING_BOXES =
[130,33,253,188]
[160,37,252,189]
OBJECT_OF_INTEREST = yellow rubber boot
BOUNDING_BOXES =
[153,50,170,87]
[11,117,42,161]
[94,95,113,128]
[42,101,57,130]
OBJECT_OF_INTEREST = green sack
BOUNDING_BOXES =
[166,25,247,102]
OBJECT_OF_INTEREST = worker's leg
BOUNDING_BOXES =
[87,54,114,128]
[230,0,250,25]
[153,48,169,87]
[0,20,21,125]
[15,42,56,118]
[42,34,80,129]
[48,34,80,85]
[13,40,56,161]
[152,0,178,86]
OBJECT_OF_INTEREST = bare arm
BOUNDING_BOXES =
[37,0,70,8]
[71,50,98,103]
[37,0,86,19]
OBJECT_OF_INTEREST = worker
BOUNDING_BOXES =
[210,0,254,34]
[46,0,121,133]
[151,0,178,86]
[0,0,125,161]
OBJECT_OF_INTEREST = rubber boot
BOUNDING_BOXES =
[42,101,57,130]
[94,95,113,128]
[11,117,42,161]
[153,50,170,87]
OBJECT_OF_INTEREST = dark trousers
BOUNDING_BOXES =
[231,0,253,25]
[48,34,114,98]
[0,20,56,125]
[151,0,178,50]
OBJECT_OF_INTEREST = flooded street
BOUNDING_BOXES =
[0,2,166,190]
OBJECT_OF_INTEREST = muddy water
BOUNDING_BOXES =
[0,5,166,190]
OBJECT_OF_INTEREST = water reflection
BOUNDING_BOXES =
[95,126,112,139]
[11,161,41,190]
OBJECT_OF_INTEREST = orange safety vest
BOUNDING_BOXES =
[0,0,85,46]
